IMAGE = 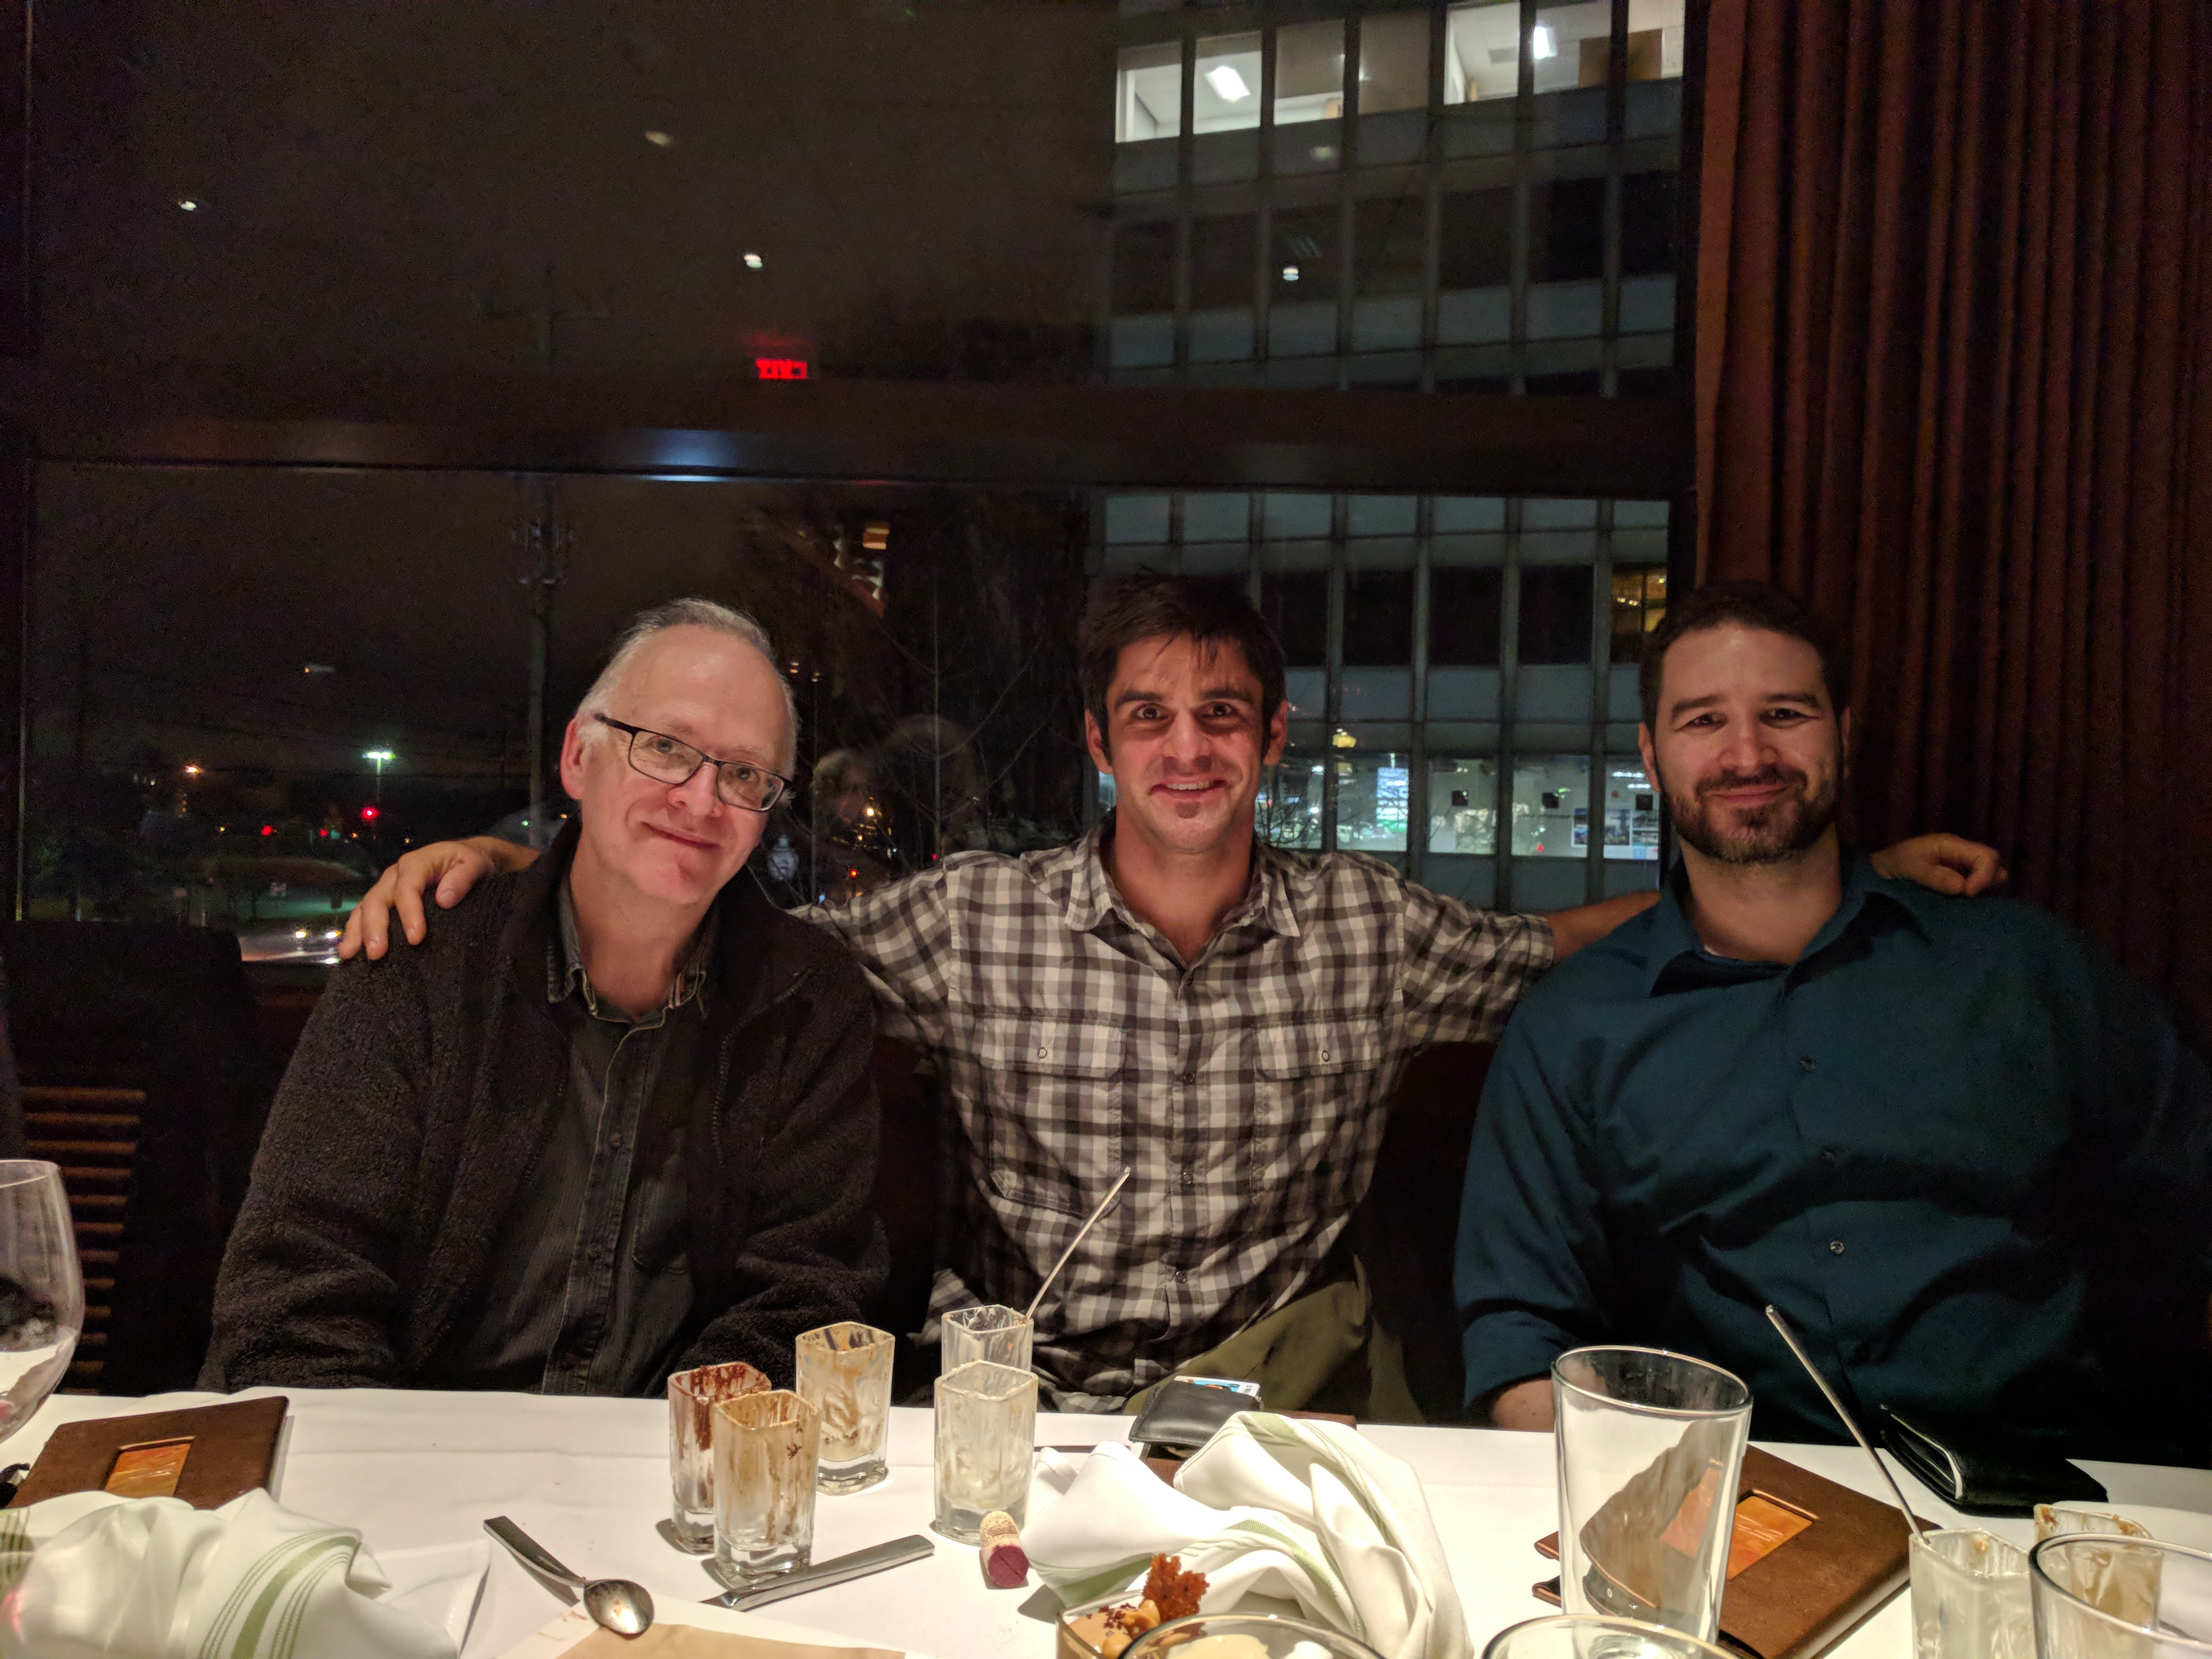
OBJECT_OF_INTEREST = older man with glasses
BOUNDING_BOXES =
[201,599,885,1396]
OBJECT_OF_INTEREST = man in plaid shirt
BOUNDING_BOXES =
[343,577,1998,1409]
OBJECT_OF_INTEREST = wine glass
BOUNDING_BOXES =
[0,1161,82,1444]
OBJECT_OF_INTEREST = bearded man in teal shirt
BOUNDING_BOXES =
[1456,579,2212,1463]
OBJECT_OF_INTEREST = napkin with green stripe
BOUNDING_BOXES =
[0,1486,469,1658]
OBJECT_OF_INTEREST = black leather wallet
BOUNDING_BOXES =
[1128,1379,1258,1452]
[1878,1404,2106,1517]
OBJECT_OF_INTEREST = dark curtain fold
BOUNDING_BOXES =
[1696,0,2212,1052]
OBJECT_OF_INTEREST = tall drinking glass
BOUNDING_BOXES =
[795,1322,895,1493]
[942,1305,1032,1373]
[712,1389,821,1586]
[1909,1528,2032,1658]
[0,1163,82,1443]
[2030,1534,2212,1657]
[1551,1347,1752,1645]
[933,1359,1036,1543]
[668,1359,772,1553]
[1483,1616,1737,1658]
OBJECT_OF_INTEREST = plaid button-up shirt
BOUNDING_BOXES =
[812,821,1555,1404]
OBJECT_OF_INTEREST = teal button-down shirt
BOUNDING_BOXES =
[1455,855,2212,1456]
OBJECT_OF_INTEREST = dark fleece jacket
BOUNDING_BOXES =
[200,823,886,1393]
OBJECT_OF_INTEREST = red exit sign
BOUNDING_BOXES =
[755,357,810,381]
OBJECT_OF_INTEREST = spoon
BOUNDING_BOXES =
[485,1515,657,1635]
[1763,1305,1927,1537]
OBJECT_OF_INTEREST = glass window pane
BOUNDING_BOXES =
[1430,567,1503,665]
[1429,757,1499,854]
[1118,42,1184,143]
[1446,2,1521,104]
[1114,221,1177,314]
[1533,2,1614,95]
[1440,187,1514,290]
[1610,565,1667,663]
[1273,205,1341,301]
[1343,569,1414,666]
[1261,570,1330,666]
[1519,566,1593,664]
[1355,197,1428,297]
[1511,754,1591,857]
[1629,0,1688,79]
[1276,20,1345,126]
[1359,12,1432,116]
[1259,752,1328,849]
[1530,176,1607,282]
[1620,171,1677,277]
[1602,760,1662,860]
[1195,33,1263,134]
[1338,751,1412,851]
[1190,213,1257,309]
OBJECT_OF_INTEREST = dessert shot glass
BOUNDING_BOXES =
[933,1359,1037,1544]
[712,1388,821,1587]
[667,1358,772,1554]
[795,1321,896,1494]
[1908,1527,2032,1659]
[941,1305,1034,1374]
[2032,1533,2212,1655]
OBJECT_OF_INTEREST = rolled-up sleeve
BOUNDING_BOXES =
[1396,881,1556,1048]
[1453,1002,1614,1408]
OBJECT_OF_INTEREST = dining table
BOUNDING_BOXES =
[12,1387,2212,1658]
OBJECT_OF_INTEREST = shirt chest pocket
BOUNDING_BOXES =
[1250,1019,1386,1176]
[972,1014,1127,1217]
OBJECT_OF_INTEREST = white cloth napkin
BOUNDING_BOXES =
[1023,1414,1470,1659]
[0,1486,484,1659]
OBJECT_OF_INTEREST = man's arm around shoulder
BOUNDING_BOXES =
[200,945,438,1390]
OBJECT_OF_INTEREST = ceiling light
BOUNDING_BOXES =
[1204,64,1251,102]
[644,130,674,147]
[177,199,197,211]
[1281,264,1301,281]
[743,252,764,269]
[1532,24,1558,59]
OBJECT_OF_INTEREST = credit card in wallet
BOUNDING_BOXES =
[1180,1376,1264,1398]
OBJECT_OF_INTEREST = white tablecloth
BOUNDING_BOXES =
[9,1389,2210,1659]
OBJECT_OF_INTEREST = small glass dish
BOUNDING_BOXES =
[1120,1612,1385,1659]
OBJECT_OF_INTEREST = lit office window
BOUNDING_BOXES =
[1611,566,1666,662]
[1259,754,1327,849]
[1359,12,1432,116]
[1275,20,1344,125]
[1113,221,1177,315]
[1601,762,1661,860]
[1632,0,1689,79]
[1195,34,1263,134]
[1190,213,1258,309]
[1512,755,1590,857]
[1429,757,1499,854]
[1445,1,1521,103]
[1116,43,1183,143]
[1519,566,1594,664]
[1430,567,1504,665]
[1532,3,1615,95]
[1261,571,1329,667]
[1337,752,1413,851]
[1272,206,1341,301]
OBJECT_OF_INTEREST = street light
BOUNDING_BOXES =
[363,749,396,804]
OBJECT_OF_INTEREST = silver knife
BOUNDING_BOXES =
[703,1533,936,1611]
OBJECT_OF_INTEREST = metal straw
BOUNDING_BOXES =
[1764,1304,1927,1536]
[1025,1166,1132,1320]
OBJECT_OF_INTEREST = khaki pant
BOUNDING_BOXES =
[1122,1260,1424,1422]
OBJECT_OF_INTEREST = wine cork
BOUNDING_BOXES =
[979,1508,1029,1588]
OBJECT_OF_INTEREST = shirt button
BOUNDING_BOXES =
[1179,1164,1196,1188]
[1829,1239,1847,1255]
[1172,1267,1188,1285]
[1177,1071,1195,1086]
[1037,1046,1049,1059]
[1319,1049,1331,1062]
[1799,1056,1816,1072]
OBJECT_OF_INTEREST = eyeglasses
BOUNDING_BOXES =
[594,715,791,813]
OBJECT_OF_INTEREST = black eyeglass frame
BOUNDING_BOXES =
[593,714,792,813]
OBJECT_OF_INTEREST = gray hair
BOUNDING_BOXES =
[576,597,800,772]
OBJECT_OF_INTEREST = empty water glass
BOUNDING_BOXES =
[795,1321,895,1493]
[933,1359,1036,1544]
[1482,1614,1737,1657]
[942,1305,1033,1373]
[1908,1528,2031,1658]
[2032,1534,2212,1656]
[1550,1346,1752,1645]
[667,1359,772,1553]
[712,1389,821,1586]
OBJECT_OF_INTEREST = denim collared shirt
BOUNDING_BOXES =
[441,884,717,1396]
[1455,855,2212,1455]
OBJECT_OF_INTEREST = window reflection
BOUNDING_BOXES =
[1445,1,1521,103]
[1114,221,1177,315]
[1530,177,1608,283]
[1336,751,1412,851]
[1275,20,1344,126]
[1261,571,1330,667]
[1342,570,1414,666]
[1532,2,1614,95]
[1195,33,1263,133]
[1602,761,1661,860]
[1258,753,1327,849]
[1512,754,1590,857]
[1429,757,1499,854]
[1272,206,1341,301]
[1359,12,1432,116]
[1610,565,1667,663]
[1518,566,1593,665]
[1116,42,1183,143]
[1190,214,1257,309]
[1430,567,1503,666]
[1439,187,1514,290]
[1355,198,1427,298]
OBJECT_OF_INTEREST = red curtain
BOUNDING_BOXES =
[1696,0,2212,1052]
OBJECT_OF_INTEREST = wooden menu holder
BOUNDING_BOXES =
[7,1396,288,1510]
